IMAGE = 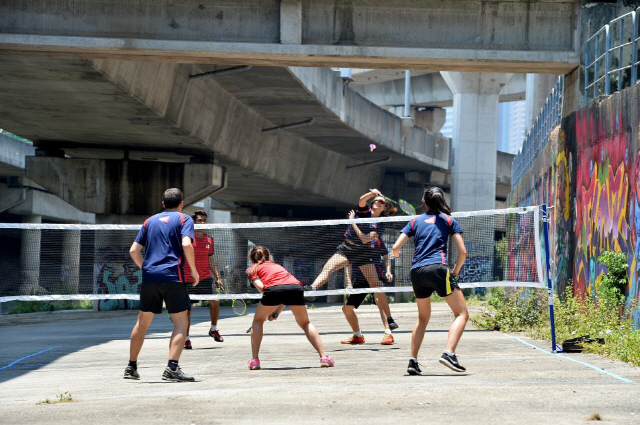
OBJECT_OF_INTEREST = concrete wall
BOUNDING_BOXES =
[508,83,640,327]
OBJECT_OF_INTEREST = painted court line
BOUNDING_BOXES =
[0,347,60,371]
[505,334,632,384]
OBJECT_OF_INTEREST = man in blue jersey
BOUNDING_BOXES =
[124,188,200,382]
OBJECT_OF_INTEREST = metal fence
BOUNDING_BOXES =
[585,10,639,102]
[511,77,564,189]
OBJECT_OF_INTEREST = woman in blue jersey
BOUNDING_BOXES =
[391,187,468,375]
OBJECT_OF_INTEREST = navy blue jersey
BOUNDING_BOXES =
[401,212,463,269]
[134,211,194,283]
[344,205,372,244]
[344,205,386,245]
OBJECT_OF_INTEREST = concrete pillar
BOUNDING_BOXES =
[280,0,302,44]
[414,107,446,133]
[440,72,512,212]
[525,74,559,128]
[61,230,81,294]
[19,215,43,295]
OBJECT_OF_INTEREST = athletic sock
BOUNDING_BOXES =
[443,350,454,356]
[168,360,179,371]
[354,331,362,337]
[210,325,217,331]
[128,360,137,369]
[384,328,392,334]
[410,357,417,362]
[185,336,191,341]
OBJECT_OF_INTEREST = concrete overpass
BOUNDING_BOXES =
[0,0,579,74]
[0,0,579,216]
[0,55,450,220]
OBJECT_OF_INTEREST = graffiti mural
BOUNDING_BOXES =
[94,247,141,311]
[573,107,633,299]
[509,87,640,324]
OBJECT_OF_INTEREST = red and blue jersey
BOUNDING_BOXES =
[401,212,463,269]
[134,211,194,283]
[184,234,214,283]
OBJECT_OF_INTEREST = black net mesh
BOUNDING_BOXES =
[0,207,543,301]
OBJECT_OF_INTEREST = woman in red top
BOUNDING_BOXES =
[246,246,334,370]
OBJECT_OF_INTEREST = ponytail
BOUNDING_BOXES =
[249,246,271,264]
[422,186,451,215]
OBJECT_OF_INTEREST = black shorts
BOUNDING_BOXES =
[139,282,191,314]
[410,264,459,299]
[260,284,305,306]
[336,241,372,267]
[345,277,370,309]
[184,277,215,303]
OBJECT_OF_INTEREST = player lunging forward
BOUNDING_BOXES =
[392,187,468,375]
[247,246,334,370]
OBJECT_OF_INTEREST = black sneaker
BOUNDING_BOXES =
[162,366,195,382]
[439,352,466,372]
[387,317,399,331]
[407,359,422,376]
[124,365,140,380]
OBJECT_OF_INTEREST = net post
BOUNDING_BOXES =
[541,204,559,353]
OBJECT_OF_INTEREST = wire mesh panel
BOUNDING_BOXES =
[0,207,545,302]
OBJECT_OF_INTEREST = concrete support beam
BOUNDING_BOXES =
[355,73,526,109]
[525,73,559,128]
[8,189,96,223]
[441,72,512,212]
[0,133,35,176]
[280,0,302,45]
[25,157,226,216]
[0,0,580,73]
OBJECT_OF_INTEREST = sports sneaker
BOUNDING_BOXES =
[184,339,192,349]
[319,356,335,368]
[341,334,365,344]
[162,366,195,382]
[381,333,394,345]
[123,365,140,380]
[209,329,224,342]
[248,358,261,370]
[387,317,399,331]
[407,359,422,376]
[439,352,466,372]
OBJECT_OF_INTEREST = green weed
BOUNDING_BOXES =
[9,300,93,314]
[36,392,74,405]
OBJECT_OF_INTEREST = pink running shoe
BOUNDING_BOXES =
[248,358,261,370]
[319,356,335,368]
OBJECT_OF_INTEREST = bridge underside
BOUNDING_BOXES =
[0,0,579,74]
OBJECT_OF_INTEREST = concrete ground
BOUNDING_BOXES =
[1,302,639,425]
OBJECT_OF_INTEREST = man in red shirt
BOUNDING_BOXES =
[183,210,223,348]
